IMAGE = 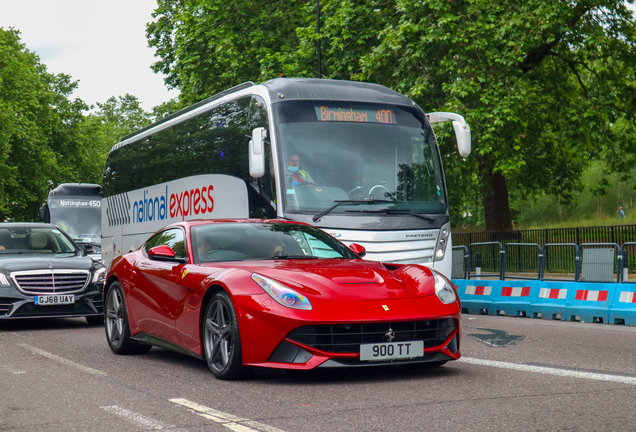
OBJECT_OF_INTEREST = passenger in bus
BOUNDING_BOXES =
[285,154,314,187]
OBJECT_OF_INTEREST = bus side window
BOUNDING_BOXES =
[248,96,276,218]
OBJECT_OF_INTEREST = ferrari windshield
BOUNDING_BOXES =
[0,227,77,255]
[191,223,358,263]
[274,100,446,216]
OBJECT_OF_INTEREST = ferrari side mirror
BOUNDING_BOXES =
[148,245,186,263]
[349,243,366,258]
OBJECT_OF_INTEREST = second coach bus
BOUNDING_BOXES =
[101,78,471,276]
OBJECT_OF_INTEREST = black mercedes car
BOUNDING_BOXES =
[0,223,105,324]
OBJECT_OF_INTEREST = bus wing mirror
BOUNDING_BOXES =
[249,127,266,178]
[39,203,49,222]
[427,112,471,157]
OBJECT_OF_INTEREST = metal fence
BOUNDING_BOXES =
[453,224,636,278]
[452,241,633,283]
[453,224,636,249]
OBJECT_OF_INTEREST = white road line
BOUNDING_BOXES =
[18,343,106,376]
[460,357,636,385]
[102,405,187,432]
[170,398,287,432]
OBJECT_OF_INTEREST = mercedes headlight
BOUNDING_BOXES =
[0,273,11,286]
[430,269,457,304]
[92,267,106,283]
[251,273,312,310]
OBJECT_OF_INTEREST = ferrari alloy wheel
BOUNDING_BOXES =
[105,282,151,355]
[203,291,244,380]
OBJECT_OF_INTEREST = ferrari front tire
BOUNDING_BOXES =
[203,291,245,380]
[105,282,151,355]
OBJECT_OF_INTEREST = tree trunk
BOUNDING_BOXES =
[479,157,513,231]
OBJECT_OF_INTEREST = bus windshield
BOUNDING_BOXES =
[274,100,446,216]
[49,199,102,245]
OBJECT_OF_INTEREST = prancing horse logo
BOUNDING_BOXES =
[385,328,395,343]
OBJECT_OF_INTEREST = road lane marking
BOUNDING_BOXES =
[102,406,187,431]
[18,343,106,376]
[170,398,287,432]
[460,357,636,385]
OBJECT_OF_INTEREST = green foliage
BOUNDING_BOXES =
[513,161,636,228]
[88,94,153,156]
[147,0,308,105]
[0,28,153,222]
[0,28,103,221]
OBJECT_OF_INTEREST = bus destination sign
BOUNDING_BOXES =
[315,106,395,124]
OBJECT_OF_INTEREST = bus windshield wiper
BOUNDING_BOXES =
[312,200,395,222]
[344,208,436,223]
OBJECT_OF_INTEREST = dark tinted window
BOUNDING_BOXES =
[103,97,253,197]
[103,96,276,218]
[191,223,357,263]
[144,228,186,259]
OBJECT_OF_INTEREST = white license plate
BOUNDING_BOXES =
[35,294,75,306]
[360,340,424,361]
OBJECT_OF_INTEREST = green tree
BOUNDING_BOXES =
[0,28,103,221]
[90,94,153,150]
[147,0,636,230]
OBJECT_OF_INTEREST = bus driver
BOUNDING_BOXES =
[285,154,314,187]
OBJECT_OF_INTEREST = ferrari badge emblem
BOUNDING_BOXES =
[385,328,395,342]
[382,305,389,311]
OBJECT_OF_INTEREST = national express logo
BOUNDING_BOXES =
[106,185,215,227]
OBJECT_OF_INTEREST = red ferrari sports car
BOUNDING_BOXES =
[104,219,461,379]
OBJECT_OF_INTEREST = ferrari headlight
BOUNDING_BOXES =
[92,267,106,283]
[431,269,456,304]
[251,273,312,310]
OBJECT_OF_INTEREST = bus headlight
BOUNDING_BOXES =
[430,269,457,304]
[433,222,451,262]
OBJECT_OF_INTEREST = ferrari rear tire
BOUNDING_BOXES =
[203,291,245,380]
[105,282,151,355]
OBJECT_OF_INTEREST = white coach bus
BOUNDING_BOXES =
[101,78,471,276]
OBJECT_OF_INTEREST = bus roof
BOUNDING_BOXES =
[261,78,415,107]
[114,78,418,151]
[49,183,102,198]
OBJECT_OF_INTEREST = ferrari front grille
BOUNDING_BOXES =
[287,318,456,353]
[11,270,90,295]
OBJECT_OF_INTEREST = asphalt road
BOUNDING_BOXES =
[1,315,635,432]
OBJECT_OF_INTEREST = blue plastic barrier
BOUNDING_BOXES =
[456,279,498,315]
[565,283,616,324]
[609,286,636,325]
[492,280,537,317]
[453,279,636,326]
[531,281,573,321]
